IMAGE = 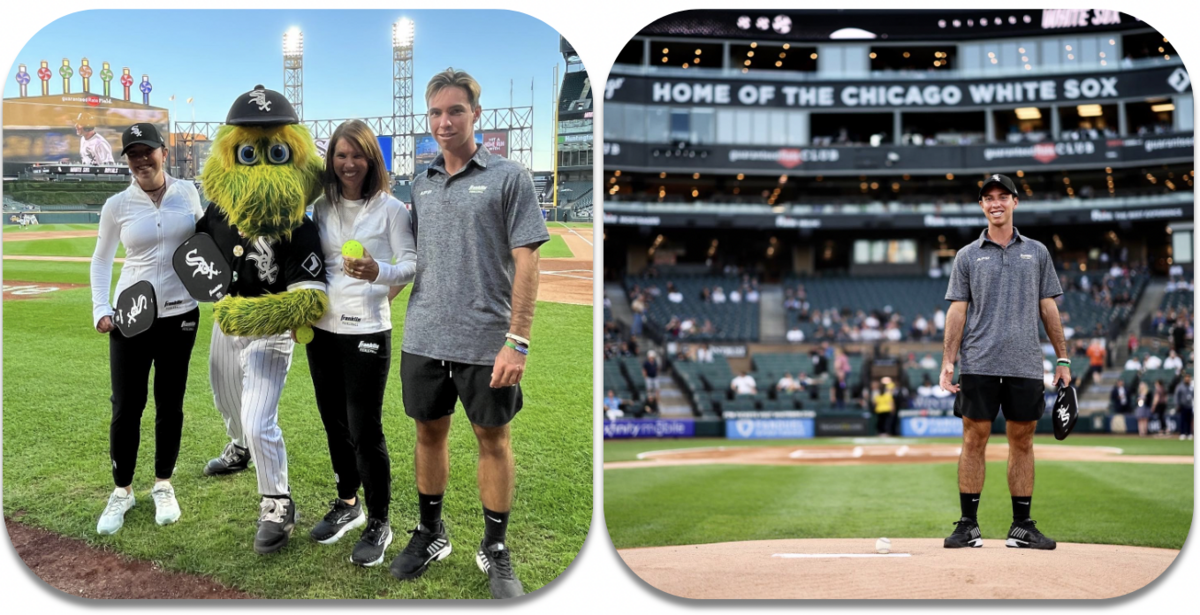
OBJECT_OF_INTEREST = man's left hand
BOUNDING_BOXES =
[1055,365,1072,388]
[490,344,527,388]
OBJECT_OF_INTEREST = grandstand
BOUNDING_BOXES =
[553,35,593,221]
[603,10,1193,438]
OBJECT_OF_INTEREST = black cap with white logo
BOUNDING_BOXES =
[121,122,166,155]
[979,173,1019,200]
[225,85,299,126]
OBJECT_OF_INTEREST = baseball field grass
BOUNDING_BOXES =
[2,242,592,599]
[5,236,126,259]
[604,436,1193,550]
[538,235,573,259]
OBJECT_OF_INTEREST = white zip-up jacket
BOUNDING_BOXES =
[311,191,417,334]
[90,174,205,327]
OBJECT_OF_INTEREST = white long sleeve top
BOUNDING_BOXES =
[311,190,417,334]
[90,174,205,327]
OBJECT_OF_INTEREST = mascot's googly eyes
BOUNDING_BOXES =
[267,143,291,165]
[237,144,259,165]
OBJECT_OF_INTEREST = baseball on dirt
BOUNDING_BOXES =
[876,537,891,554]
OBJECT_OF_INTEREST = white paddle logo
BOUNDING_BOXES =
[185,248,221,280]
[127,295,148,324]
[1056,403,1070,424]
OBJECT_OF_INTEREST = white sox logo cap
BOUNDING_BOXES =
[978,173,1019,200]
[121,122,166,156]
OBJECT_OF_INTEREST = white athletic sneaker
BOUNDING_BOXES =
[151,482,181,525]
[97,488,135,535]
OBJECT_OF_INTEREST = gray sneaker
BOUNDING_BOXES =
[204,442,250,476]
[310,499,365,544]
[350,518,393,567]
[476,541,524,599]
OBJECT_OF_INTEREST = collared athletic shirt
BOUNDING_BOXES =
[945,227,1063,380]
[91,173,205,327]
[310,191,416,334]
[404,145,550,365]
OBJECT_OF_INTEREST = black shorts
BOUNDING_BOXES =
[400,351,523,428]
[955,374,1046,422]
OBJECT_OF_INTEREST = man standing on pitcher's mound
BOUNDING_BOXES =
[940,173,1070,551]
[389,68,549,599]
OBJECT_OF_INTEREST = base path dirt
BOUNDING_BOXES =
[2,230,99,242]
[604,443,1195,469]
[3,281,87,301]
[618,538,1178,599]
[4,518,253,599]
[539,225,593,306]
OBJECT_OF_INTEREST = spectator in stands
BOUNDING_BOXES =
[873,378,896,437]
[1153,380,1169,434]
[1085,339,1106,384]
[1111,379,1132,414]
[1124,354,1142,371]
[666,283,683,304]
[604,390,623,421]
[680,317,695,337]
[1175,372,1194,441]
[834,349,850,382]
[884,322,903,342]
[919,353,939,370]
[665,316,681,339]
[1143,352,1163,370]
[712,287,727,304]
[630,293,646,337]
[917,375,937,398]
[812,346,829,380]
[776,373,801,394]
[786,327,805,343]
[784,289,800,311]
[1128,332,1141,356]
[730,371,757,396]
[642,351,660,393]
[696,344,714,363]
[911,314,929,341]
[1171,316,1190,355]
[1135,382,1152,436]
[699,319,716,336]
[699,287,712,302]
[746,285,760,304]
[729,288,742,303]
[832,374,849,409]
[934,307,946,332]
[1163,349,1184,372]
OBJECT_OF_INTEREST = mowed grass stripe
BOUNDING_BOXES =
[604,458,1192,550]
[4,236,122,259]
[539,235,573,259]
[3,277,592,598]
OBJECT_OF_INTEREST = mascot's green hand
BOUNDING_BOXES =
[212,289,328,337]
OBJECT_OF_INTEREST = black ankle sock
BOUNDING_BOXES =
[483,507,510,547]
[418,492,444,529]
[1012,496,1032,523]
[960,493,981,520]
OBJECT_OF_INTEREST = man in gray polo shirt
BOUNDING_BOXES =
[389,69,549,599]
[941,173,1071,551]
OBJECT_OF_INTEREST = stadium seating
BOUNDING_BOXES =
[626,275,760,341]
[785,276,946,340]
[558,72,591,113]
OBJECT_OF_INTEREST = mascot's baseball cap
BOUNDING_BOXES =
[121,123,166,155]
[979,173,1019,200]
[226,85,299,126]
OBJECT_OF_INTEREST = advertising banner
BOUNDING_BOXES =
[814,415,873,436]
[3,95,168,166]
[603,419,696,439]
[377,135,393,171]
[606,66,1190,110]
[725,417,815,439]
[483,130,508,157]
[413,132,484,175]
[900,415,964,437]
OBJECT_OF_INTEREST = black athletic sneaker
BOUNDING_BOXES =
[204,442,251,476]
[1006,519,1057,550]
[310,499,366,544]
[944,517,983,548]
[476,541,524,599]
[350,518,394,567]
[254,497,297,554]
[389,522,452,580]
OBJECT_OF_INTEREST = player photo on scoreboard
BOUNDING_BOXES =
[2,9,593,600]
[602,8,1193,600]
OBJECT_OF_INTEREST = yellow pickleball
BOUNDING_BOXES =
[342,240,364,259]
[296,325,314,344]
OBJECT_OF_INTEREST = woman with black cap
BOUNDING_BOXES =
[90,122,205,535]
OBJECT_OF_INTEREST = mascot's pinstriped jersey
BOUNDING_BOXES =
[196,85,328,337]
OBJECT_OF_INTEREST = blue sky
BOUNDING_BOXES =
[4,9,568,170]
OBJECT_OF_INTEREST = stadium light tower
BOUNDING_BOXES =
[393,18,415,178]
[283,27,304,121]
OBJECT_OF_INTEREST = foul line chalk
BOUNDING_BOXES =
[772,553,912,558]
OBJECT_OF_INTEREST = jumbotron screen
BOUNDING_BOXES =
[2,94,168,165]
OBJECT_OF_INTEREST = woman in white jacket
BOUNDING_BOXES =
[305,119,416,567]
[90,122,204,535]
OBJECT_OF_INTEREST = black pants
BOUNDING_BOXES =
[876,411,894,436]
[1180,407,1194,436]
[307,327,392,520]
[109,307,200,487]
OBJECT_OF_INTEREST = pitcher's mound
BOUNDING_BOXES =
[618,538,1178,599]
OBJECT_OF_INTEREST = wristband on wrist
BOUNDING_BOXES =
[506,332,530,347]
[505,340,529,355]
[1057,359,1072,366]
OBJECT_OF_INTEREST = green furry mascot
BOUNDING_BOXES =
[196,85,328,337]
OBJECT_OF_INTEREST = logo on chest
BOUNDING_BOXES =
[468,185,488,195]
[246,237,278,284]
[976,256,990,261]
[1020,253,1033,260]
